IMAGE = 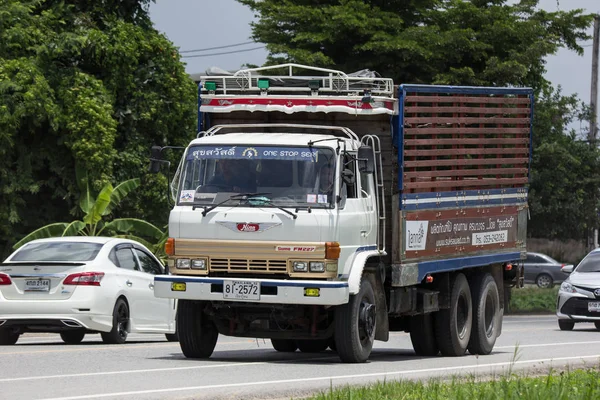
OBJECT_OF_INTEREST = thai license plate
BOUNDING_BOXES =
[223,280,260,300]
[588,302,600,312]
[25,279,50,292]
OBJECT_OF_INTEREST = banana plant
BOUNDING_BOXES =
[13,168,167,259]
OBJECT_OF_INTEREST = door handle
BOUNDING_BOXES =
[126,280,132,286]
[360,230,367,237]
[149,283,154,290]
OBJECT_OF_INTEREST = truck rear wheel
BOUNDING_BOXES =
[271,339,297,352]
[334,276,376,363]
[410,314,439,356]
[297,339,329,353]
[434,273,472,356]
[177,300,218,359]
[468,273,500,355]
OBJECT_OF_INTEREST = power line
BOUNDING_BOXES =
[180,41,257,54]
[181,46,266,58]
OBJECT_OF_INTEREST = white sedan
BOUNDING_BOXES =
[0,237,177,345]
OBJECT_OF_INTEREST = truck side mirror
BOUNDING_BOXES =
[358,145,374,174]
[149,146,162,174]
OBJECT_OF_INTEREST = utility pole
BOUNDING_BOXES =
[591,14,599,145]
[591,14,600,250]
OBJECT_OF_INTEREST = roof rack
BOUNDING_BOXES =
[198,123,360,142]
[197,63,394,97]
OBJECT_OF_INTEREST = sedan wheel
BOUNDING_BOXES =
[558,320,574,331]
[0,329,20,345]
[102,298,129,344]
[60,330,86,344]
[536,274,553,289]
[594,321,600,331]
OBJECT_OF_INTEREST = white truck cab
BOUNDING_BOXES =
[156,124,385,307]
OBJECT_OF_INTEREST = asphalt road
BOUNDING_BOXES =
[2,315,600,400]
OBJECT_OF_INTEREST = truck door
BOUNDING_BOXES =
[359,169,378,248]
[338,154,369,248]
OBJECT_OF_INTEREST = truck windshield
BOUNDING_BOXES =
[176,145,336,208]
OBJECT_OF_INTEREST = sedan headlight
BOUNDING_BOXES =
[293,261,308,272]
[176,258,191,269]
[309,261,325,272]
[560,281,576,293]
[191,259,207,270]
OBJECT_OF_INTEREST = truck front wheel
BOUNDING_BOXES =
[468,273,500,355]
[177,300,218,359]
[334,275,376,363]
[434,273,472,356]
[271,339,297,352]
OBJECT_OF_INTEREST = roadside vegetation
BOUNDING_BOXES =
[308,368,600,400]
[508,286,559,314]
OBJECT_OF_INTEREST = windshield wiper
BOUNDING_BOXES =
[243,197,298,220]
[197,193,271,217]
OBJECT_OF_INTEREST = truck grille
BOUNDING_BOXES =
[210,258,288,274]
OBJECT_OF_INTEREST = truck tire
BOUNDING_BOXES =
[467,273,500,355]
[296,339,329,353]
[334,276,376,363]
[178,300,218,359]
[271,339,297,352]
[434,273,472,357]
[409,314,439,356]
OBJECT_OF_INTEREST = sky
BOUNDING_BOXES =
[150,0,599,127]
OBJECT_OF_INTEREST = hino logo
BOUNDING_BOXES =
[216,221,281,233]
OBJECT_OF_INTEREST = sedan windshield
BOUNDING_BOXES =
[176,145,336,208]
[10,242,103,262]
[575,252,600,273]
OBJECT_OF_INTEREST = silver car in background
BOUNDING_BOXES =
[556,249,600,331]
[523,252,572,288]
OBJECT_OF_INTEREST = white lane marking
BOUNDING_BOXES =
[495,340,600,349]
[502,319,556,324]
[0,356,338,383]
[38,354,600,400]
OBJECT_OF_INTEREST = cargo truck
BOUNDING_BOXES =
[150,63,529,363]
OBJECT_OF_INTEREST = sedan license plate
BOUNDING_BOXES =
[588,301,600,312]
[25,279,50,292]
[223,280,260,300]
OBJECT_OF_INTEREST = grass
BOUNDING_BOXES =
[508,286,559,314]
[307,368,600,400]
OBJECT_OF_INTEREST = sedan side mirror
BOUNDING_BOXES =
[561,264,574,274]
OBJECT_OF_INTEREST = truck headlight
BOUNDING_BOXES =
[176,258,191,269]
[191,259,207,270]
[293,261,308,272]
[309,261,325,272]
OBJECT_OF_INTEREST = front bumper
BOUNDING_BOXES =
[557,291,600,321]
[154,276,349,305]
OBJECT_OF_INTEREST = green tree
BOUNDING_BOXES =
[238,0,592,91]
[0,0,196,259]
[12,175,167,258]
[528,87,600,241]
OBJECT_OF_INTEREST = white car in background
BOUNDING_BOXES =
[557,248,600,331]
[0,237,177,345]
